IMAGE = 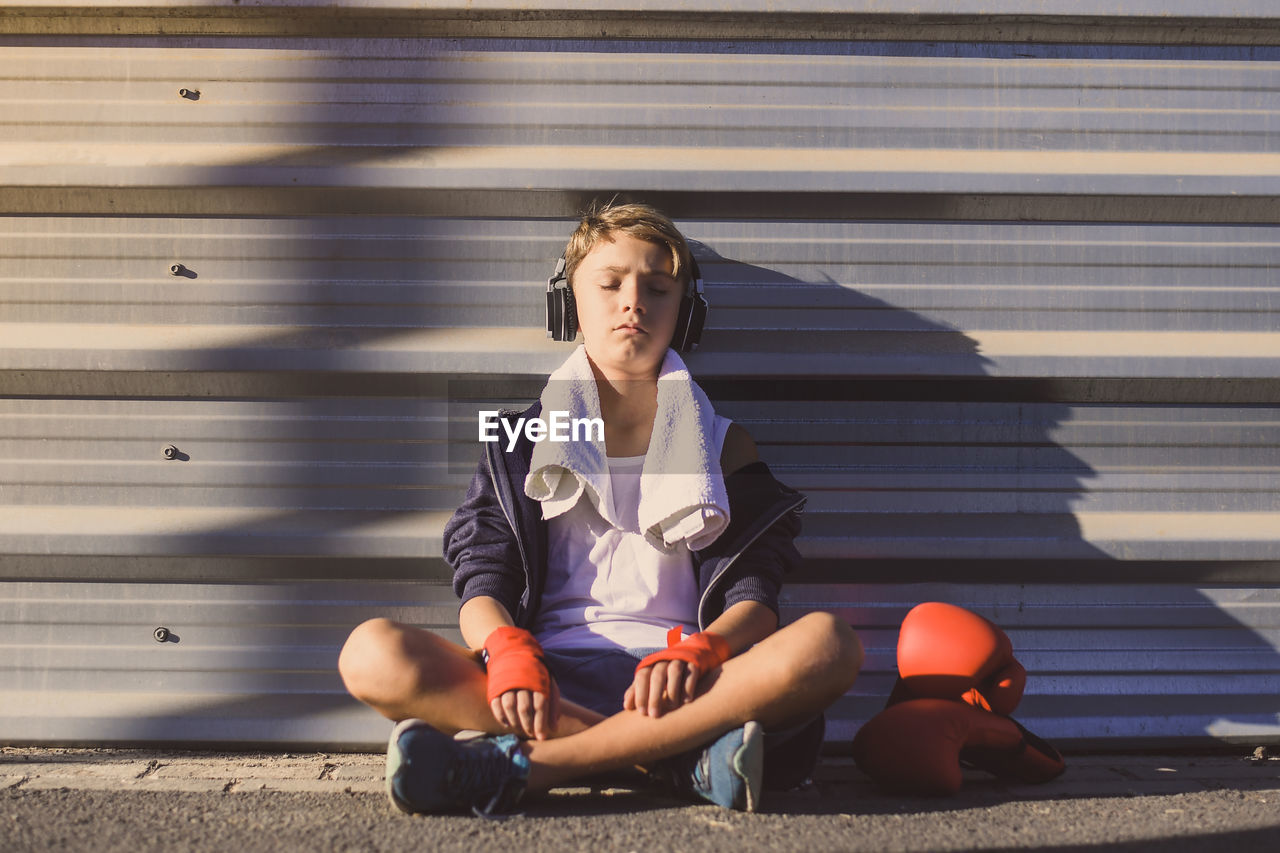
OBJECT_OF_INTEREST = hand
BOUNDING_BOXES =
[482,626,557,740]
[624,657,701,717]
[624,631,731,718]
[490,678,560,741]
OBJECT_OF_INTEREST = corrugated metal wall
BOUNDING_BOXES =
[2,2,1277,750]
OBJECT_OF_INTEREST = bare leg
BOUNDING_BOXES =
[337,617,605,738]
[523,611,863,792]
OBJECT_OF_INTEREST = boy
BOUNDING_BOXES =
[338,202,862,816]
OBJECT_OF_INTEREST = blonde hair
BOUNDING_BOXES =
[563,201,694,291]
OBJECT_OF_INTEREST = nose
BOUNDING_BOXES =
[619,276,646,314]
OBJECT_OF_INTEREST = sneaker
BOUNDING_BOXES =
[385,718,530,818]
[655,720,764,812]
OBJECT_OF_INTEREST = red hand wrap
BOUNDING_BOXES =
[635,630,731,674]
[483,626,550,703]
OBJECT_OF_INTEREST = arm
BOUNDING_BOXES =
[706,420,805,629]
[460,595,560,740]
[703,599,778,655]
[444,449,556,739]
[720,421,759,476]
[459,594,517,650]
[625,599,777,718]
[624,423,779,716]
[444,448,527,622]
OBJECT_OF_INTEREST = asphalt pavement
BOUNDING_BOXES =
[3,745,1279,852]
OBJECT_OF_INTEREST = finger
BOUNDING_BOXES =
[665,659,686,708]
[532,690,547,741]
[516,690,535,737]
[537,676,558,732]
[623,683,635,711]
[648,662,670,717]
[684,663,699,703]
[500,691,519,730]
[491,696,510,729]
[633,668,651,716]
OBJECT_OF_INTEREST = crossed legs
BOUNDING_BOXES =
[339,611,862,794]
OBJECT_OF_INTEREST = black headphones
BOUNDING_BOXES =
[545,252,709,352]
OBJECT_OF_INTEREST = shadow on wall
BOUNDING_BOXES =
[688,241,1108,565]
[687,243,1280,747]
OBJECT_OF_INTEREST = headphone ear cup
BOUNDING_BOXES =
[564,284,578,341]
[546,256,577,341]
[672,281,709,352]
[685,293,708,351]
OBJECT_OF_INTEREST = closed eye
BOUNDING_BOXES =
[596,275,674,292]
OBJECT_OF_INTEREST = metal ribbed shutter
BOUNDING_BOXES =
[1,3,1277,749]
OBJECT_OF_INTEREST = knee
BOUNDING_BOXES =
[338,617,415,705]
[788,610,864,690]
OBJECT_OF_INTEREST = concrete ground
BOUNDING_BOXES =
[3,746,1279,852]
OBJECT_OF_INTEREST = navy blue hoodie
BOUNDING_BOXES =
[444,400,808,634]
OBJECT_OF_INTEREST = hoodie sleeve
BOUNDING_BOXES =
[697,461,806,623]
[443,449,526,620]
[717,505,803,617]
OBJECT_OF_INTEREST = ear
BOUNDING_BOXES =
[719,423,759,476]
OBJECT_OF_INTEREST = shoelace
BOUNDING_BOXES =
[471,787,524,821]
[448,741,527,820]
[690,750,713,795]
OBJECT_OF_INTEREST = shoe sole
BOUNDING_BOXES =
[734,721,765,813]
[385,717,423,815]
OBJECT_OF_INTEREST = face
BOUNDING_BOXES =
[570,232,683,379]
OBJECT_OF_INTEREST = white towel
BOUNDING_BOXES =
[524,344,730,553]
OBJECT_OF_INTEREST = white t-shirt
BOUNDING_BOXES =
[533,414,733,651]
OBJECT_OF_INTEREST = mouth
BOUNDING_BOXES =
[615,324,647,334]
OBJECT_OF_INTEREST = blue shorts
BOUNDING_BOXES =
[542,645,660,717]
[540,644,826,790]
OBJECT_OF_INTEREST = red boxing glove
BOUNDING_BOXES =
[852,698,1065,796]
[890,602,1027,715]
[483,626,550,703]
[635,629,731,675]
